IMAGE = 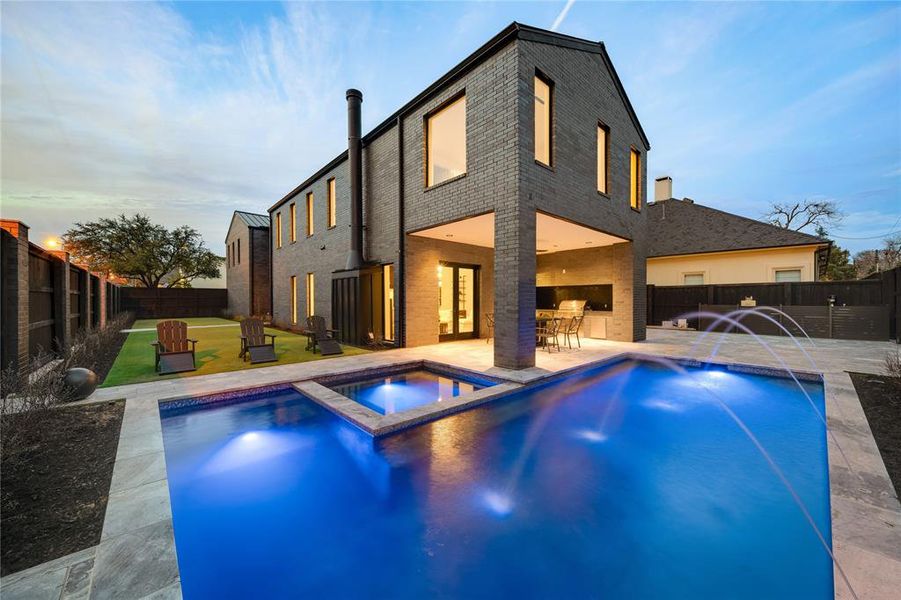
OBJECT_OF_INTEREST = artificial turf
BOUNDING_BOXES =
[101,317,368,387]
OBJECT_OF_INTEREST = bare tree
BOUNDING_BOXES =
[764,199,842,233]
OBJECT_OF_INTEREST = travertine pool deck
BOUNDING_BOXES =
[3,329,899,599]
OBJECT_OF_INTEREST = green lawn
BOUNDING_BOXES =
[102,317,368,387]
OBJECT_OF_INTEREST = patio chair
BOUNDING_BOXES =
[305,315,343,356]
[239,317,278,364]
[485,313,494,344]
[536,317,561,353]
[152,320,197,375]
[564,314,584,349]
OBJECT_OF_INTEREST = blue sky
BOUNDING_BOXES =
[2,1,899,255]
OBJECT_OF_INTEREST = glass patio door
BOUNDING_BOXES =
[438,262,479,341]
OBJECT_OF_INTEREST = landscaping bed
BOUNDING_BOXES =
[849,372,901,498]
[0,400,124,576]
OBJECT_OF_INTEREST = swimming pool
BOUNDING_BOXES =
[160,359,833,599]
[328,368,492,415]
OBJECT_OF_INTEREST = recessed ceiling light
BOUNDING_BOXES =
[445,234,454,238]
[585,241,593,244]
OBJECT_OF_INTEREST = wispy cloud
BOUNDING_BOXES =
[551,0,576,32]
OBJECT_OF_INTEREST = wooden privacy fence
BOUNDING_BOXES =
[697,304,889,342]
[647,267,900,342]
[1,220,122,372]
[121,288,228,319]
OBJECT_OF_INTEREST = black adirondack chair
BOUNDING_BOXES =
[152,320,197,375]
[305,315,342,355]
[239,317,277,364]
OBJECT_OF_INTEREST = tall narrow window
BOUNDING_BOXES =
[290,276,297,324]
[226,245,230,267]
[306,272,315,317]
[275,213,282,248]
[426,95,466,186]
[289,203,296,242]
[306,192,314,236]
[237,239,241,264]
[630,148,641,210]
[327,178,337,228]
[383,264,395,342]
[534,75,552,166]
[597,124,609,194]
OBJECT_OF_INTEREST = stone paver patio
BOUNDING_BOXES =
[3,329,899,599]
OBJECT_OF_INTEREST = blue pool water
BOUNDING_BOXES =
[161,360,833,599]
[329,369,490,414]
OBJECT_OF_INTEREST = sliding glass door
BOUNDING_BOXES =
[438,262,479,341]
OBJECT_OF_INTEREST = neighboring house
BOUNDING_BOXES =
[225,211,271,318]
[647,177,830,286]
[264,22,649,370]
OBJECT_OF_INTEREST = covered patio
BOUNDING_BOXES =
[405,210,636,368]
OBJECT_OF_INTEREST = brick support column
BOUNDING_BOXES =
[493,204,536,369]
[1,221,30,372]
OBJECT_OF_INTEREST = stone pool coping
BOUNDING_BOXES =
[3,344,898,599]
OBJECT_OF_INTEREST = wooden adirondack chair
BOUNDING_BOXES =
[305,315,342,356]
[239,317,277,363]
[152,320,198,375]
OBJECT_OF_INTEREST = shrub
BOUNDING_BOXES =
[1,312,133,461]
[886,348,901,381]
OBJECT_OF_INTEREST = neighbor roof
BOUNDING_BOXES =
[234,211,269,229]
[647,198,829,258]
[268,22,649,214]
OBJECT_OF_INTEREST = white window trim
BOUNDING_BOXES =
[772,266,804,282]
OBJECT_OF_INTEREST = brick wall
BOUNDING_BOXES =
[225,215,251,317]
[518,38,648,348]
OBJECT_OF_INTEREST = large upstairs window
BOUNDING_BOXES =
[597,124,609,194]
[306,192,314,236]
[534,74,552,166]
[426,95,466,186]
[630,148,642,211]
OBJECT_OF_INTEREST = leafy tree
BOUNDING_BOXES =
[821,245,856,281]
[62,214,221,288]
[764,199,842,232]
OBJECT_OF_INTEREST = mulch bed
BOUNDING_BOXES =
[1,400,125,576]
[849,372,901,498]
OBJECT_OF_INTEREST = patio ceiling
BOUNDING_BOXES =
[409,212,628,254]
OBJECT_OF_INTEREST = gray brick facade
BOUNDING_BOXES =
[226,212,271,318]
[266,24,649,368]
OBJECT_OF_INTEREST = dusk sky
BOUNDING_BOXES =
[1,1,899,255]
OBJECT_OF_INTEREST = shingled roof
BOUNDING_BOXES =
[647,198,828,258]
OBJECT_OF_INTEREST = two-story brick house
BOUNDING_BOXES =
[265,22,649,369]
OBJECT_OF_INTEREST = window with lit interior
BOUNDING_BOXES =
[327,178,337,228]
[630,148,641,210]
[597,124,609,194]
[426,95,466,186]
[534,75,552,166]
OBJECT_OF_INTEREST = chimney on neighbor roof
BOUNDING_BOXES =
[654,176,673,202]
[345,88,364,271]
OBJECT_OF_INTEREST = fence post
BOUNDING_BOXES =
[48,250,71,352]
[646,284,655,327]
[827,303,833,339]
[784,282,792,306]
[0,222,30,373]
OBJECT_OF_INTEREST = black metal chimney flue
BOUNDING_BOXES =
[345,88,364,270]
